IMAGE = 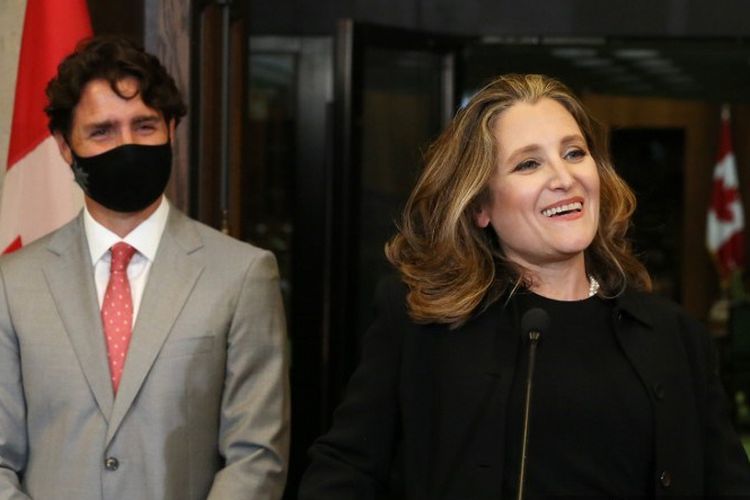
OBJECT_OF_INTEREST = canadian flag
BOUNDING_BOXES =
[706,105,745,283]
[0,0,91,254]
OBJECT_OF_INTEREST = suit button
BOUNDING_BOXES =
[653,383,665,400]
[104,457,119,471]
[659,470,672,488]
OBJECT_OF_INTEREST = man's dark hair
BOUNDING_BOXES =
[45,35,187,137]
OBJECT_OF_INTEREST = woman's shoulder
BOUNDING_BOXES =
[371,273,409,320]
[616,288,697,324]
[375,273,409,301]
[371,274,466,335]
[615,288,712,352]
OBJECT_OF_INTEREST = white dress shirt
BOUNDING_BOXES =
[84,197,170,322]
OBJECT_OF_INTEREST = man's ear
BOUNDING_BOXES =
[53,132,73,165]
[168,119,176,143]
[474,205,491,228]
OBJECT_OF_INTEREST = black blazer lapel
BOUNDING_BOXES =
[613,292,703,494]
[431,298,521,496]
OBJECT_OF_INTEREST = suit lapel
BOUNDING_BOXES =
[43,215,115,420]
[106,210,205,444]
[432,298,520,494]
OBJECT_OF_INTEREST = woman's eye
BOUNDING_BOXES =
[513,159,540,172]
[565,148,587,161]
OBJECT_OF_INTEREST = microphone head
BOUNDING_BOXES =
[521,307,550,337]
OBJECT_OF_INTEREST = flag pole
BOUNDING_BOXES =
[707,103,746,302]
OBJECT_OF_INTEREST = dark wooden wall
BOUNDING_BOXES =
[87,0,143,41]
[143,0,192,213]
[247,0,750,36]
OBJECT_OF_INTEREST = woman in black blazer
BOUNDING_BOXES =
[299,74,750,499]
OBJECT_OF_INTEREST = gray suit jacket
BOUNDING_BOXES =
[0,208,289,499]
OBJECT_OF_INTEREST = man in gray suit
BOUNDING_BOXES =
[0,36,289,499]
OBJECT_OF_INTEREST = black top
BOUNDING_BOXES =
[503,291,654,498]
[300,277,750,500]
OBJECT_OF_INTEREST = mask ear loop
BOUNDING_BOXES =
[61,134,91,191]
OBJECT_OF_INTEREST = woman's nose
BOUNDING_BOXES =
[548,161,574,190]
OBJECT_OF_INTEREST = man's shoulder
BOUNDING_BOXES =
[171,211,276,266]
[0,216,82,271]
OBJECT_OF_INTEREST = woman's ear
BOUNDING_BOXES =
[474,206,491,228]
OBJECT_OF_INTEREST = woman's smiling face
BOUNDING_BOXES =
[475,97,600,269]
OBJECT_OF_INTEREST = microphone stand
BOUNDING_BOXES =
[516,329,541,500]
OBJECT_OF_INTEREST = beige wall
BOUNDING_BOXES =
[0,0,26,193]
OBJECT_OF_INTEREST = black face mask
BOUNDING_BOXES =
[70,142,172,213]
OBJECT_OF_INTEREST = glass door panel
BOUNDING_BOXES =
[329,21,466,404]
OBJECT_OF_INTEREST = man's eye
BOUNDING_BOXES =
[90,129,108,138]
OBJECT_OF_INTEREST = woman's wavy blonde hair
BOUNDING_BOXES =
[385,74,651,327]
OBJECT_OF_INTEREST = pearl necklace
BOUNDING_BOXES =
[588,276,600,297]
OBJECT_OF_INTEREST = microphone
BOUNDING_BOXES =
[516,308,550,500]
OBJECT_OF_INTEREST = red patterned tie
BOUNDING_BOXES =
[101,242,137,393]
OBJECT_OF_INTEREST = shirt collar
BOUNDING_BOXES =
[84,196,170,265]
